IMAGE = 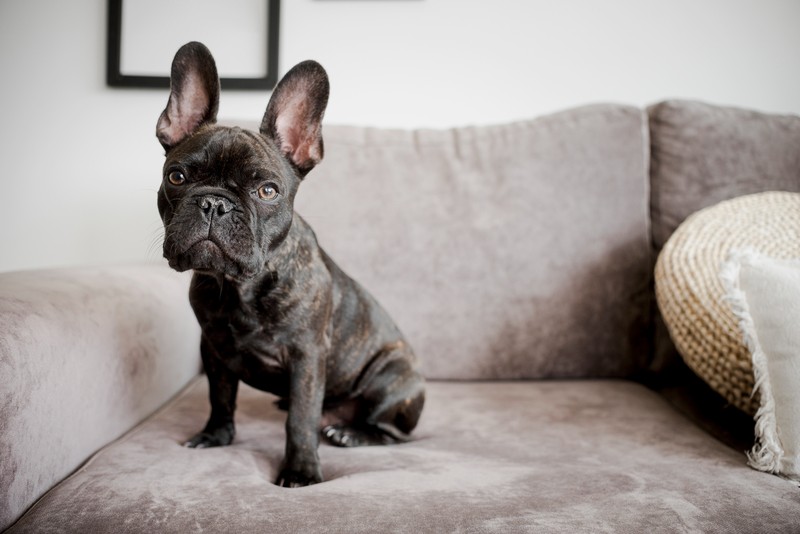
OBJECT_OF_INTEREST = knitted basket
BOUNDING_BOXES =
[655,191,800,415]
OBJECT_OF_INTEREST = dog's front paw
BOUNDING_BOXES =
[276,467,323,488]
[183,423,235,448]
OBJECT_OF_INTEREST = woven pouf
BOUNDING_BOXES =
[655,191,800,415]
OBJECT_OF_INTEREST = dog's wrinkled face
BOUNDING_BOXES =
[155,42,329,280]
[157,126,299,279]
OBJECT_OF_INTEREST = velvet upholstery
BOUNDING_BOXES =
[2,100,800,532]
[0,266,201,529]
[8,378,800,534]
[296,104,652,380]
[648,100,800,252]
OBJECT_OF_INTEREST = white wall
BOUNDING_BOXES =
[1,0,799,272]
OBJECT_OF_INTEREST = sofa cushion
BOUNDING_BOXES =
[292,104,652,380]
[7,378,800,533]
[0,265,201,530]
[648,100,800,252]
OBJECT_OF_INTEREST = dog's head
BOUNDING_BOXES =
[156,42,329,279]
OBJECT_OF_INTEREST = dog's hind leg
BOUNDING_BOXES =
[322,353,425,447]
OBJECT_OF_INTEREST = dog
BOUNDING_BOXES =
[155,42,425,488]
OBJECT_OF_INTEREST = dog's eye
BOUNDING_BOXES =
[257,184,279,201]
[167,171,186,186]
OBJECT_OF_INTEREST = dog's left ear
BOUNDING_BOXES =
[260,61,329,177]
[156,42,220,151]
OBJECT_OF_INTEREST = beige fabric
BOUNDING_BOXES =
[722,251,800,482]
[655,192,800,414]
[0,265,201,529]
[648,100,800,252]
[6,101,800,531]
[8,378,800,533]
[295,105,652,380]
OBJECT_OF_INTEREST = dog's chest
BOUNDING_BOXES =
[226,297,290,371]
[195,277,292,374]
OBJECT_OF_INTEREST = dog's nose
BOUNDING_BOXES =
[198,196,234,217]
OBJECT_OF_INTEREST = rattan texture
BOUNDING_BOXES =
[655,191,800,415]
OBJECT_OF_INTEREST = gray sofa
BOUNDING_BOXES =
[2,100,799,533]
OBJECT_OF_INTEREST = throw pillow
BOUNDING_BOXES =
[720,250,800,482]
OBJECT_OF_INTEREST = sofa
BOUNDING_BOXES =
[2,100,799,533]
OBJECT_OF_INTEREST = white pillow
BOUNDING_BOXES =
[721,250,800,482]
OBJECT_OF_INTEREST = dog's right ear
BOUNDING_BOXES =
[156,42,220,151]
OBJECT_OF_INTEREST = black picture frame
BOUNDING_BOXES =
[106,0,280,90]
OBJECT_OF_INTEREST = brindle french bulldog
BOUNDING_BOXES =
[156,42,425,488]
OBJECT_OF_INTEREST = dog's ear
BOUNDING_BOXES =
[260,61,329,177]
[156,42,220,151]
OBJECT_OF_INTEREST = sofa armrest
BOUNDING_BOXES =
[0,264,201,529]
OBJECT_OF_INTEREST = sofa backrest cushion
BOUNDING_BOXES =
[649,100,800,252]
[289,105,652,380]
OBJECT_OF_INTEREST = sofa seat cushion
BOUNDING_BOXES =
[8,380,799,533]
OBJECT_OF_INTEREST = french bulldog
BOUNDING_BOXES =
[156,42,425,488]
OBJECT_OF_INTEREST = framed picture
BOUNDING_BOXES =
[106,0,280,90]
